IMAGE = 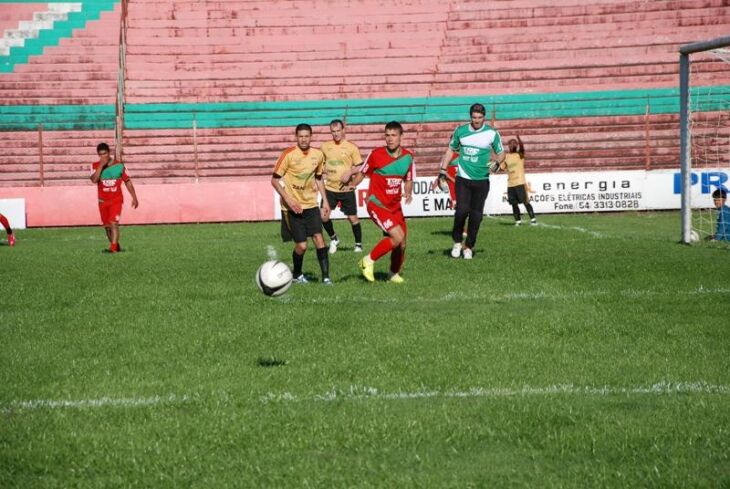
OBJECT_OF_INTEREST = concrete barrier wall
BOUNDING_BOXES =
[0,178,274,227]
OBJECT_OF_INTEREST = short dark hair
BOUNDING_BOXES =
[329,119,344,128]
[384,121,403,134]
[712,188,728,199]
[295,123,312,134]
[469,103,486,116]
[96,142,110,153]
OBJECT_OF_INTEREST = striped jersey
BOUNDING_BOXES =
[92,161,129,202]
[321,139,363,192]
[449,122,504,180]
[273,146,325,210]
[361,146,414,210]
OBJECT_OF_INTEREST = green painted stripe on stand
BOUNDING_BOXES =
[0,86,728,131]
[0,0,118,72]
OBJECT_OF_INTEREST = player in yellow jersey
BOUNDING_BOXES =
[271,123,332,284]
[320,119,364,254]
[500,135,536,226]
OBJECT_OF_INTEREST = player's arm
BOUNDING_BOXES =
[517,134,525,158]
[433,147,456,189]
[90,162,105,183]
[124,179,139,209]
[342,151,368,187]
[342,163,364,191]
[315,174,330,220]
[403,180,413,205]
[271,174,302,214]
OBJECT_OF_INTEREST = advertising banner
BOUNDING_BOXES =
[288,168,728,219]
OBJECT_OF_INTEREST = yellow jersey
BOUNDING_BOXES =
[321,139,363,192]
[505,152,526,187]
[273,146,325,210]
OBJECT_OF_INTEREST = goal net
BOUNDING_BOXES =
[679,37,730,244]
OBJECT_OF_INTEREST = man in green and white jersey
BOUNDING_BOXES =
[435,103,505,260]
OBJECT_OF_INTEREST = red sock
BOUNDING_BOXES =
[369,237,394,262]
[0,214,10,233]
[390,246,405,274]
[110,242,119,252]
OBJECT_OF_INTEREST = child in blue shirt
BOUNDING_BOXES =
[709,188,730,241]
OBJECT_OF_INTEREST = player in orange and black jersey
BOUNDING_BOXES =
[320,119,364,254]
[500,135,536,226]
[271,123,332,284]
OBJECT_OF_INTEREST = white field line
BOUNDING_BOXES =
[4,394,188,412]
[280,285,730,305]
[6,382,728,412]
[532,222,606,238]
[260,381,730,404]
[486,215,606,238]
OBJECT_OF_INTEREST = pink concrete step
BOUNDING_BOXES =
[448,1,727,22]
[125,31,442,50]
[127,22,445,39]
[127,11,448,28]
[0,4,41,32]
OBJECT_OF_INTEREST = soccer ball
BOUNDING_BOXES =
[690,230,700,242]
[255,260,293,297]
[436,174,450,193]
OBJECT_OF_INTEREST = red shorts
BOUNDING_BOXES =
[98,199,123,226]
[367,201,406,233]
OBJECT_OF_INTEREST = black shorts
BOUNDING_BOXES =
[508,185,528,205]
[281,207,323,243]
[322,189,358,216]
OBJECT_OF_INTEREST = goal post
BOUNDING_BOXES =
[679,35,730,244]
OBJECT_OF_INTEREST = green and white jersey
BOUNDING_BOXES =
[449,123,504,180]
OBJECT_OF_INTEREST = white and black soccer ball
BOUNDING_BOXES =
[255,260,293,297]
[436,174,450,193]
[690,230,700,242]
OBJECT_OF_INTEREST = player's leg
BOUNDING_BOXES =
[305,207,330,284]
[451,176,470,257]
[463,179,490,258]
[98,201,117,251]
[108,200,123,252]
[388,212,407,283]
[292,241,308,282]
[108,222,121,252]
[313,234,331,284]
[360,204,402,282]
[518,186,536,224]
[340,191,362,252]
[286,211,309,282]
[322,191,340,253]
[508,187,521,225]
[0,213,15,246]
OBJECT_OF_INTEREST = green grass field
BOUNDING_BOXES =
[1,212,729,488]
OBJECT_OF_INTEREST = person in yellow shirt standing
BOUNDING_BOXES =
[500,135,537,226]
[320,119,364,254]
[271,123,332,284]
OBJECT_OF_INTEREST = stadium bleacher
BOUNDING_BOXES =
[0,0,728,189]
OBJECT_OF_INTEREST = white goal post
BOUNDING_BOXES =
[679,35,730,244]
